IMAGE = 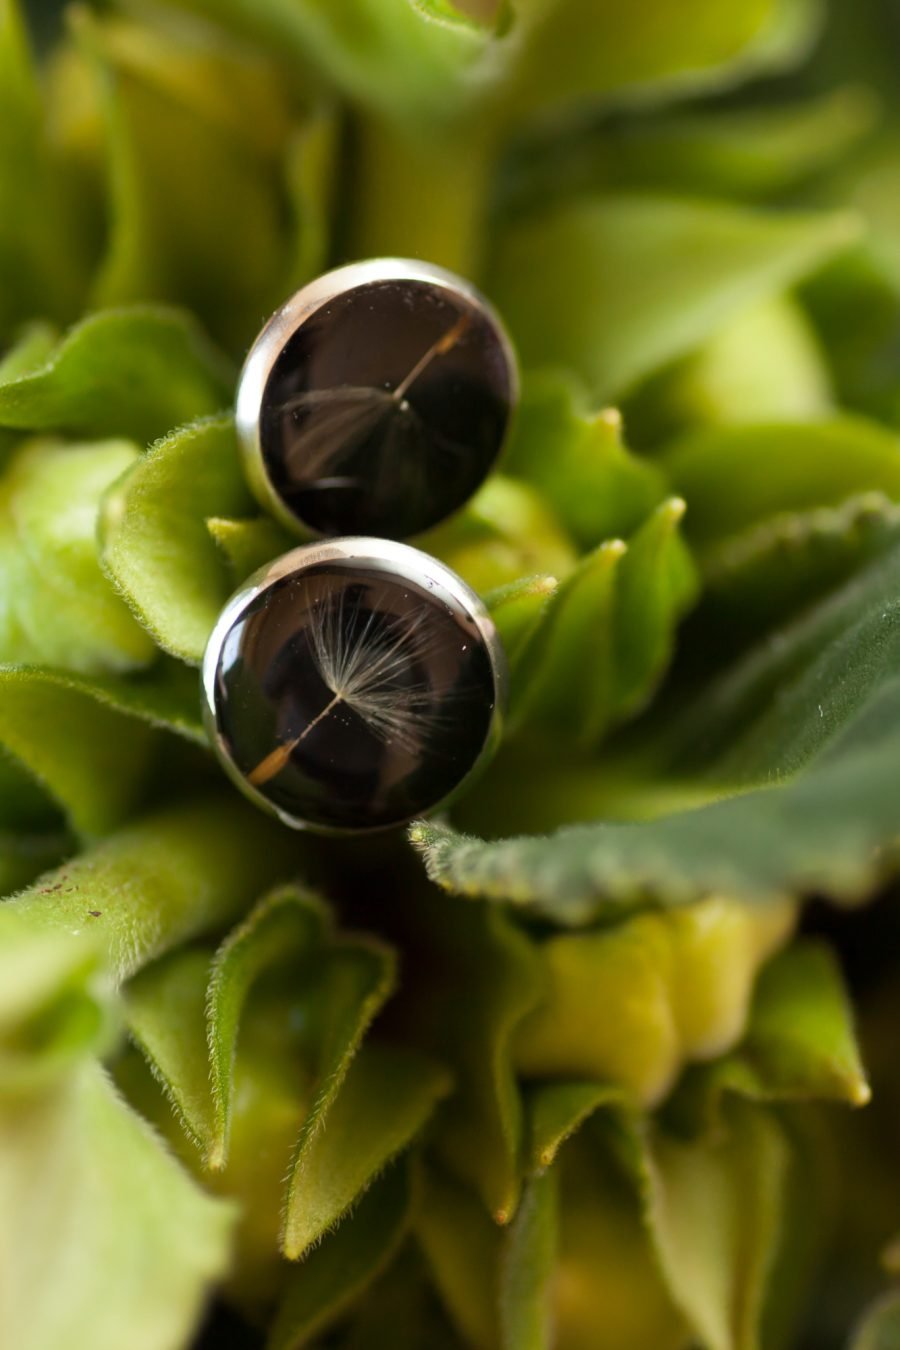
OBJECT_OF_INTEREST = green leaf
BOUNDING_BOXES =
[0,662,203,836]
[282,937,398,1257]
[206,885,330,1168]
[207,514,295,584]
[673,942,871,1117]
[0,1063,233,1350]
[490,195,859,401]
[415,1165,502,1349]
[500,1168,558,1350]
[851,1291,900,1350]
[1,796,302,981]
[699,493,900,638]
[501,0,778,119]
[663,416,900,551]
[553,1129,686,1349]
[269,1164,414,1350]
[284,1041,450,1258]
[418,475,577,597]
[138,0,487,126]
[484,575,559,676]
[0,437,157,673]
[526,1080,626,1171]
[100,416,253,663]
[0,307,233,445]
[412,540,900,923]
[0,666,158,835]
[634,296,833,446]
[123,946,215,1153]
[80,10,310,350]
[509,498,697,746]
[514,898,792,1107]
[0,922,114,1094]
[636,1098,790,1350]
[417,901,542,1225]
[607,87,876,202]
[503,371,666,550]
[0,0,90,335]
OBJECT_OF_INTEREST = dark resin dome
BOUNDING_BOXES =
[203,542,504,832]
[238,262,517,541]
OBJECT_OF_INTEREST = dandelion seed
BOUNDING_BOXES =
[248,588,451,786]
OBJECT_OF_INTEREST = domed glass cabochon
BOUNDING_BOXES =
[236,259,518,540]
[202,539,506,833]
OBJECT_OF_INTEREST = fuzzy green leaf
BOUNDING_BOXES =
[206,886,330,1168]
[500,1168,558,1350]
[490,195,859,401]
[1,796,301,981]
[0,1063,233,1350]
[510,498,697,745]
[504,372,666,549]
[284,1042,450,1258]
[270,1164,414,1350]
[123,946,215,1153]
[100,416,253,663]
[282,938,398,1258]
[0,307,232,445]
[0,437,157,673]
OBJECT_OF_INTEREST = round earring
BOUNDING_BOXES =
[202,538,506,833]
[236,259,519,542]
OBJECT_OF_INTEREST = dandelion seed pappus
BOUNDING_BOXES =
[202,538,506,833]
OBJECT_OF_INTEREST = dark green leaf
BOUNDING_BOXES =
[416,1165,502,1348]
[412,542,900,923]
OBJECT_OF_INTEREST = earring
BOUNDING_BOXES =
[202,538,506,833]
[236,259,518,542]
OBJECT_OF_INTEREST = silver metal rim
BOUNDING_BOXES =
[201,536,508,835]
[235,257,520,540]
